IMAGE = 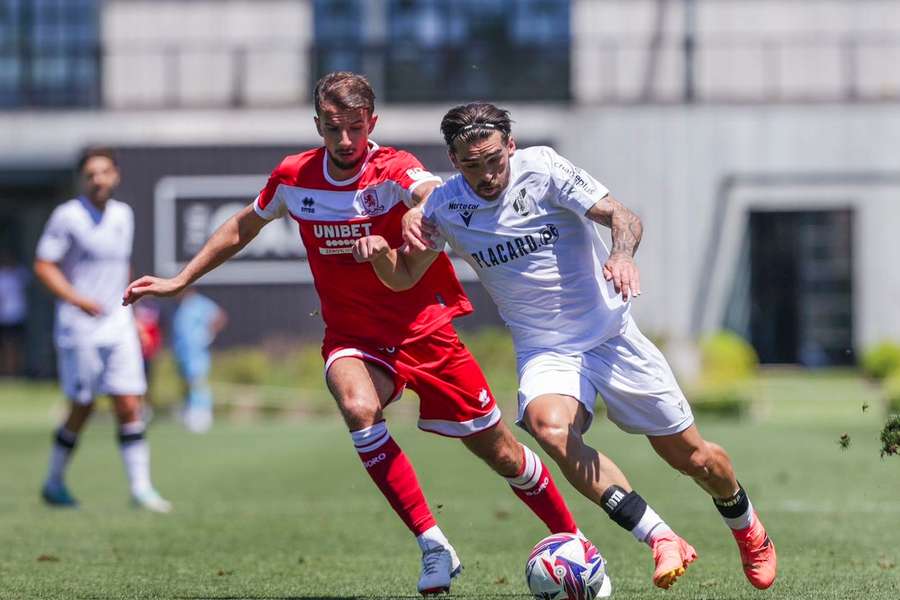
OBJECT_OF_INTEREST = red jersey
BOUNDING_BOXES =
[254,142,473,347]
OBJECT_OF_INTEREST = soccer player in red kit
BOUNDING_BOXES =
[124,72,579,595]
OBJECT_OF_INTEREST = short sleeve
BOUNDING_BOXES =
[35,206,72,262]
[388,151,442,207]
[421,188,449,248]
[543,147,609,215]
[253,164,289,220]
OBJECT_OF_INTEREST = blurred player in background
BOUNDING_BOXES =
[0,247,29,376]
[356,102,777,591]
[172,288,227,433]
[34,147,172,513]
[124,72,580,595]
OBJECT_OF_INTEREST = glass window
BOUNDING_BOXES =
[0,0,100,108]
[312,0,570,103]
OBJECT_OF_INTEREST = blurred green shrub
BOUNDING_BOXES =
[214,348,270,385]
[861,342,900,381]
[884,369,900,414]
[699,330,759,383]
[688,331,758,417]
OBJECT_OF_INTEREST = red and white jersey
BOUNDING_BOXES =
[254,141,473,347]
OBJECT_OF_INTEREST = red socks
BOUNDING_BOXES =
[352,421,436,535]
[506,444,578,534]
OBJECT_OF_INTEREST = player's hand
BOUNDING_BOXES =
[352,235,391,263]
[401,207,438,252]
[123,275,185,305]
[603,253,642,301]
[75,298,103,317]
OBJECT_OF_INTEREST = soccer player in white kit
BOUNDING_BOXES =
[34,147,172,513]
[353,103,777,591]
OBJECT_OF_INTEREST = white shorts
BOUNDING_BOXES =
[516,317,694,436]
[57,328,147,404]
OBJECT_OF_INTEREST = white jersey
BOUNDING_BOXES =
[36,197,136,348]
[425,146,630,354]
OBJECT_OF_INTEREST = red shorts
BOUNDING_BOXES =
[323,324,501,437]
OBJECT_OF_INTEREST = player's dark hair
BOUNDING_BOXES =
[314,71,376,115]
[441,102,512,153]
[77,146,118,172]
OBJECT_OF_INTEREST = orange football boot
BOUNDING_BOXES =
[732,512,777,589]
[651,532,698,589]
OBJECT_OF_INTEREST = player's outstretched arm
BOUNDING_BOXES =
[123,204,267,305]
[586,194,643,300]
[352,235,439,291]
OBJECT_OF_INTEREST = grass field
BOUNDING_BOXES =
[1,371,898,599]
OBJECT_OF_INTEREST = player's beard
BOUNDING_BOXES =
[328,151,365,172]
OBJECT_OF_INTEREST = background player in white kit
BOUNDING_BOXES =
[353,102,777,591]
[34,147,171,513]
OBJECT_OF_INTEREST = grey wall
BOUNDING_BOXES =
[4,103,899,352]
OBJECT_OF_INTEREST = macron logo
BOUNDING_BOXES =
[363,453,388,469]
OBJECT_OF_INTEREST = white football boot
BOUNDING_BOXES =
[417,542,462,595]
[131,488,173,514]
[596,571,613,598]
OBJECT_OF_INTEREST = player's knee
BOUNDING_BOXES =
[337,393,380,427]
[527,419,571,462]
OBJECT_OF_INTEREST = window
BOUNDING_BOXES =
[312,0,571,103]
[0,0,100,108]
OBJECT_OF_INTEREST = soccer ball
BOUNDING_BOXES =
[525,533,608,600]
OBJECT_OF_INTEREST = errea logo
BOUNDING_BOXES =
[478,388,491,407]
[300,197,315,214]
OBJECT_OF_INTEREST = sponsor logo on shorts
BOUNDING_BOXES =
[478,388,491,408]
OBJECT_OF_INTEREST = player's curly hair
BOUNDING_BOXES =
[441,102,512,152]
[313,72,376,115]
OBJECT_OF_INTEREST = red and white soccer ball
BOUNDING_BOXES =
[525,533,609,600]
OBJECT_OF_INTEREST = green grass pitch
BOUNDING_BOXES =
[1,371,898,599]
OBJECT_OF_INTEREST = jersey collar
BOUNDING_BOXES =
[322,140,379,187]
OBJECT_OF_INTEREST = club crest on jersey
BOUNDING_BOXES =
[449,201,479,227]
[512,188,533,216]
[360,189,385,216]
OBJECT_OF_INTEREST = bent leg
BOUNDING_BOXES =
[524,394,697,589]
[326,355,437,536]
[649,424,776,589]
[647,424,738,498]
[523,394,632,502]
[462,420,578,534]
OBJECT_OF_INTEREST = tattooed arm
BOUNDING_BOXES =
[585,194,643,300]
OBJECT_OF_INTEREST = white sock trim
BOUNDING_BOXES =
[507,444,542,490]
[723,500,754,530]
[351,421,390,454]
[632,505,672,544]
[417,525,450,551]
